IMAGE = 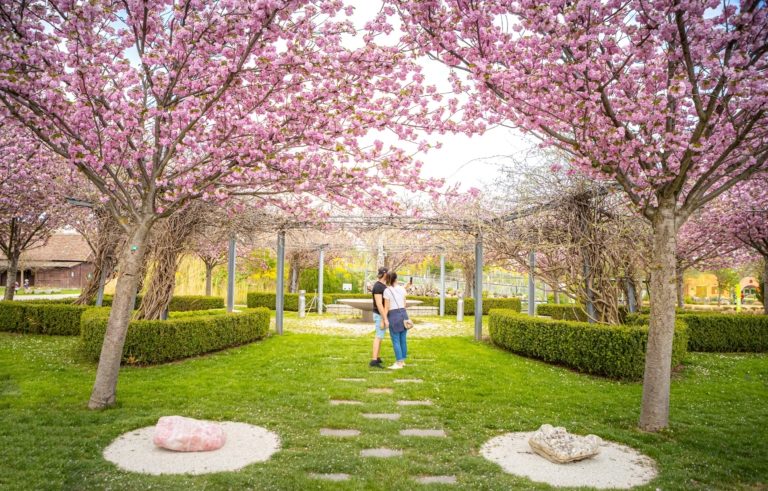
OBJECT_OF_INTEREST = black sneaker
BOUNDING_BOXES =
[369,359,383,368]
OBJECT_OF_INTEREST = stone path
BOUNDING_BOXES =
[316,368,458,486]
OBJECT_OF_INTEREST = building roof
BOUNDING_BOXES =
[1,233,93,270]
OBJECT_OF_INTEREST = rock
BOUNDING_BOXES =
[527,424,601,464]
[152,416,226,452]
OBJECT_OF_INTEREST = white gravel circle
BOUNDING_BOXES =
[103,422,280,475]
[480,432,657,489]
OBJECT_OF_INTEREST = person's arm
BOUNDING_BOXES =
[374,292,386,318]
[381,289,391,327]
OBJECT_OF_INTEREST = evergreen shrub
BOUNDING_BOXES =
[627,312,768,352]
[489,309,687,380]
[80,307,270,364]
[98,294,224,311]
[0,301,89,336]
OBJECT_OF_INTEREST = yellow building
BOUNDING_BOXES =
[682,270,759,302]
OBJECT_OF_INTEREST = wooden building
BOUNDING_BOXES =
[0,233,94,289]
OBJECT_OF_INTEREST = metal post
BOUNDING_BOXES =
[318,246,325,314]
[439,253,446,317]
[528,250,536,316]
[226,236,236,313]
[474,233,483,341]
[95,264,108,307]
[276,231,285,335]
[625,278,637,313]
[298,290,306,318]
[583,256,596,323]
[457,296,464,321]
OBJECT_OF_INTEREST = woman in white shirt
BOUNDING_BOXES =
[382,271,409,369]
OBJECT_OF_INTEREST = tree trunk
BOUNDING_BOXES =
[289,264,299,293]
[676,266,684,308]
[639,200,678,432]
[76,254,117,306]
[462,266,474,298]
[205,263,213,297]
[3,252,19,301]
[88,222,151,410]
[763,258,767,315]
[136,249,180,320]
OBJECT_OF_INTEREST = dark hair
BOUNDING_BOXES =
[386,271,398,286]
[377,267,388,279]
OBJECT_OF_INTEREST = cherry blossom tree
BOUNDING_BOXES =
[0,120,68,300]
[393,0,768,431]
[719,177,768,313]
[0,1,444,409]
[675,211,747,307]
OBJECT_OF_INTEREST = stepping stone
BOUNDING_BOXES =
[361,413,401,420]
[415,475,457,485]
[397,400,433,406]
[360,448,403,458]
[330,399,363,405]
[309,473,351,481]
[367,387,394,394]
[320,428,360,437]
[394,378,423,384]
[337,378,366,382]
[400,429,447,437]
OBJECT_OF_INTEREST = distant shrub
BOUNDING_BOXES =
[98,294,224,311]
[311,293,522,315]
[246,292,333,311]
[0,301,89,336]
[536,303,629,323]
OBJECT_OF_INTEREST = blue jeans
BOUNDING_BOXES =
[390,328,407,362]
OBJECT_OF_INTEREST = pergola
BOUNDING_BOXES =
[224,215,501,340]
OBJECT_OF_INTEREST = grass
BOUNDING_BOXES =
[0,317,766,490]
[0,287,81,296]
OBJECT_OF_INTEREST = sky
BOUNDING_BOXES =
[346,1,538,191]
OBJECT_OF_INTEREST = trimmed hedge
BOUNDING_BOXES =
[536,304,589,321]
[536,303,629,323]
[98,294,224,311]
[246,292,333,311]
[627,312,768,352]
[260,292,523,315]
[14,298,77,305]
[489,309,687,380]
[80,307,271,364]
[683,314,768,352]
[0,301,90,335]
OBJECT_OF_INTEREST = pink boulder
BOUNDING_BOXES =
[153,416,226,452]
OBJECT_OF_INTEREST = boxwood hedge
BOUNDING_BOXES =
[80,307,271,364]
[489,309,687,380]
[536,303,629,323]
[626,312,768,352]
[98,294,224,311]
[0,301,89,336]
[253,292,522,315]
[246,292,333,311]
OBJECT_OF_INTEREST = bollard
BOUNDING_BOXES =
[457,297,464,322]
[298,290,306,318]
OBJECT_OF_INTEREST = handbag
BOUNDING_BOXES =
[387,287,414,330]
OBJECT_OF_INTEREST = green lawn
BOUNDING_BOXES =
[0,287,81,296]
[0,320,766,490]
